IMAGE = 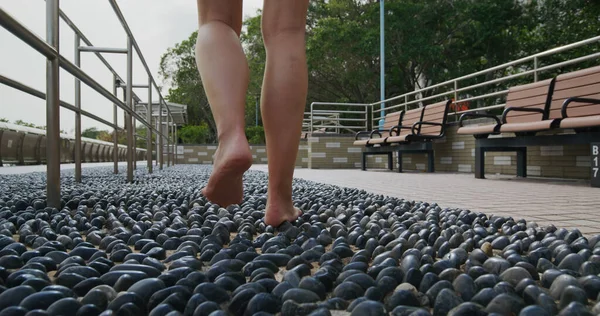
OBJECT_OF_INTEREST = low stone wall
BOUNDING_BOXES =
[175,140,309,168]
[174,125,592,180]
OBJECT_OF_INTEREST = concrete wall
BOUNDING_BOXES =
[175,140,309,168]
[174,125,593,180]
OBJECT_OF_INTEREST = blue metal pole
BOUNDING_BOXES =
[379,0,385,129]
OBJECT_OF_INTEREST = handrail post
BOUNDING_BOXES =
[126,35,134,182]
[310,103,314,133]
[133,115,137,170]
[147,77,153,173]
[534,56,539,82]
[167,116,171,167]
[159,100,163,170]
[379,0,385,130]
[46,0,61,209]
[113,75,118,174]
[74,32,82,182]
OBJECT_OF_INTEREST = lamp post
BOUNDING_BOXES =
[379,0,385,129]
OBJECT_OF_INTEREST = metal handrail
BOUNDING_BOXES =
[0,2,182,207]
[309,35,600,131]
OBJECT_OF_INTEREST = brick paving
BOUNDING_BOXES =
[251,165,600,235]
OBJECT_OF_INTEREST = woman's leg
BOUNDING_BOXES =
[195,0,252,206]
[261,0,309,227]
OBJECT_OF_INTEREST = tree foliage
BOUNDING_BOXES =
[179,123,210,144]
[159,0,600,139]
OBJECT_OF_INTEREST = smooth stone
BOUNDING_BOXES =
[344,274,376,290]
[0,285,36,310]
[549,274,580,299]
[433,288,462,316]
[106,292,145,314]
[72,278,104,296]
[470,288,497,307]
[46,298,81,316]
[308,308,332,316]
[333,282,365,300]
[128,278,166,303]
[229,289,260,315]
[559,285,588,309]
[193,301,220,316]
[281,300,320,316]
[99,271,148,287]
[557,253,584,272]
[244,293,281,316]
[282,288,321,304]
[113,275,136,293]
[0,306,29,316]
[447,302,486,316]
[184,293,209,316]
[193,283,230,304]
[536,293,558,315]
[579,275,600,299]
[385,290,420,311]
[425,280,453,306]
[42,285,75,298]
[109,264,161,278]
[452,274,476,301]
[20,291,65,311]
[299,277,327,300]
[483,258,510,275]
[518,305,550,316]
[81,289,109,311]
[499,267,532,287]
[350,300,387,316]
[390,306,430,316]
[485,294,525,316]
[557,302,593,316]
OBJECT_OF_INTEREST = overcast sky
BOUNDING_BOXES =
[0,1,262,133]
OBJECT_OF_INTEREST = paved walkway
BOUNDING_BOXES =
[251,165,600,235]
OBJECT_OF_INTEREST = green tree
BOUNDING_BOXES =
[0,118,8,123]
[82,127,102,139]
[179,123,210,144]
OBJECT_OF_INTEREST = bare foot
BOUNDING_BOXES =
[265,200,302,227]
[202,135,252,206]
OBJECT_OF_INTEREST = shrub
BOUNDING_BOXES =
[179,123,210,144]
[246,125,265,144]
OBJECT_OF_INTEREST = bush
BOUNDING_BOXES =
[179,123,210,144]
[246,125,265,144]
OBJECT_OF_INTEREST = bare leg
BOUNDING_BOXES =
[261,0,309,227]
[195,0,252,206]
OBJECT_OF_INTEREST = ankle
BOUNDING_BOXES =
[217,128,247,144]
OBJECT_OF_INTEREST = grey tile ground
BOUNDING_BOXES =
[250,165,600,236]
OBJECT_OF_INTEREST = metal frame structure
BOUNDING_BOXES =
[0,1,187,208]
[306,35,600,134]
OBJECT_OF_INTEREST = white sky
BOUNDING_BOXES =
[0,0,262,133]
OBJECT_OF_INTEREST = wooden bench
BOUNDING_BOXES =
[361,100,451,172]
[458,65,600,186]
[354,111,404,146]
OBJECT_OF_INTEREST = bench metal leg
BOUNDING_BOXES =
[427,150,435,173]
[516,148,527,178]
[361,152,367,171]
[387,152,393,170]
[475,146,485,179]
[397,151,403,173]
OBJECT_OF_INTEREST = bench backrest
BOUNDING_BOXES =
[394,107,423,137]
[419,100,451,136]
[381,111,404,131]
[549,65,600,119]
[504,78,555,123]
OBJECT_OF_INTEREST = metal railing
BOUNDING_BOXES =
[308,102,371,134]
[0,1,182,208]
[309,35,600,133]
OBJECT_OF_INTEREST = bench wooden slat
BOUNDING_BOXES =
[507,87,552,102]
[549,66,600,121]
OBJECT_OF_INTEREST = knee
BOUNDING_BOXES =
[262,24,306,47]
